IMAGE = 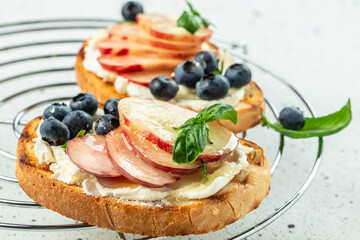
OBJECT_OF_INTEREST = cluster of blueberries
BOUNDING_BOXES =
[150,51,252,101]
[40,93,121,146]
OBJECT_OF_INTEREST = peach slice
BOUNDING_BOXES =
[137,13,213,42]
[122,125,200,174]
[105,128,179,188]
[109,23,202,51]
[118,69,173,86]
[119,98,238,162]
[96,176,140,189]
[97,39,198,58]
[67,135,122,177]
[98,55,183,73]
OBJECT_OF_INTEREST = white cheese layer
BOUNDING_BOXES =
[82,29,118,83]
[34,138,92,185]
[83,29,245,111]
[34,124,251,202]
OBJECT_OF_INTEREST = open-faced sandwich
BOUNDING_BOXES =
[75,1,265,133]
[16,93,271,237]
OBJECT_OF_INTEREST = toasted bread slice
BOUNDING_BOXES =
[16,117,271,237]
[75,45,265,133]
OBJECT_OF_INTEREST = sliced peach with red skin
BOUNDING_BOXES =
[122,125,200,174]
[97,39,198,58]
[136,13,213,43]
[96,176,140,189]
[105,128,179,188]
[67,135,122,177]
[118,69,173,87]
[109,23,202,51]
[118,98,238,162]
[98,55,184,73]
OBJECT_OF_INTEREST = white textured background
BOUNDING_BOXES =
[0,0,359,239]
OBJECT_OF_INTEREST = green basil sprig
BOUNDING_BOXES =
[172,103,237,164]
[61,130,86,149]
[177,0,212,34]
[201,160,208,181]
[261,99,352,138]
[212,60,225,75]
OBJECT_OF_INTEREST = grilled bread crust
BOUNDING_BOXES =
[75,45,265,133]
[16,118,271,237]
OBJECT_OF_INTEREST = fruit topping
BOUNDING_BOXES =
[224,63,252,88]
[149,76,179,101]
[118,69,173,86]
[95,114,120,136]
[279,107,305,130]
[62,110,93,139]
[96,176,140,189]
[195,51,218,74]
[109,23,201,51]
[106,128,179,187]
[119,98,238,162]
[103,98,120,119]
[122,126,200,174]
[69,93,98,116]
[42,103,71,121]
[67,135,122,177]
[136,13,212,42]
[40,118,70,146]
[98,54,184,73]
[121,1,144,21]
[196,74,230,100]
[175,60,204,88]
[97,39,198,58]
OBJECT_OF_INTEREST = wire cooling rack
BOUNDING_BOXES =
[0,18,323,240]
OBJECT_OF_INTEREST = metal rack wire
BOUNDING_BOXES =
[0,18,323,240]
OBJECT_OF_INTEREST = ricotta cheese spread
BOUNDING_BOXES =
[83,29,245,111]
[34,123,252,202]
[83,29,118,83]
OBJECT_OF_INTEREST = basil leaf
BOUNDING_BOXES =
[196,103,237,124]
[172,103,237,167]
[177,11,202,34]
[186,0,212,27]
[173,117,196,131]
[177,0,212,34]
[201,160,208,181]
[186,0,196,13]
[261,99,352,138]
[172,124,209,164]
[60,129,86,149]
[212,60,224,75]
[201,18,211,28]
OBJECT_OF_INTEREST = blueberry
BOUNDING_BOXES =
[196,74,230,100]
[149,76,179,101]
[40,118,70,146]
[104,98,120,119]
[121,1,144,21]
[95,114,120,136]
[175,60,204,88]
[69,93,98,116]
[279,107,305,130]
[224,63,252,88]
[43,103,71,121]
[195,51,219,74]
[62,110,93,139]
